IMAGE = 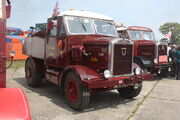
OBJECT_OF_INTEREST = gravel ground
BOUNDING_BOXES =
[6,67,180,120]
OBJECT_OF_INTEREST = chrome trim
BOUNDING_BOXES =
[108,38,133,76]
[111,73,134,78]
[155,41,168,63]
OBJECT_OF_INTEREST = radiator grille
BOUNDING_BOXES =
[158,45,167,56]
[113,44,132,75]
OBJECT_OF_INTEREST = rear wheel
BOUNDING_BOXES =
[117,82,142,98]
[25,57,43,87]
[64,71,90,111]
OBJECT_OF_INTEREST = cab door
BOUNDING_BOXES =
[56,17,68,67]
[45,18,59,66]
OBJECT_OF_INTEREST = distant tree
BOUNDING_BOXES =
[159,22,180,44]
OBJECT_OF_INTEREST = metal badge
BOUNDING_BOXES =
[162,45,165,50]
[121,48,127,56]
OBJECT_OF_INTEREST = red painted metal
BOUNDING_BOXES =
[60,65,102,83]
[133,40,156,57]
[0,0,7,87]
[127,26,152,31]
[84,73,153,89]
[0,88,31,120]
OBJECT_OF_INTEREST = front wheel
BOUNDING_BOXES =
[117,82,142,98]
[64,71,90,111]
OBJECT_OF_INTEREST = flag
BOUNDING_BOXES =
[164,31,172,40]
[52,1,60,17]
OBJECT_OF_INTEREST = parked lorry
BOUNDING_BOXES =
[0,0,31,119]
[23,10,153,111]
[116,26,172,77]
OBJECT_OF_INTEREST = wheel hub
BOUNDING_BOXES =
[67,79,78,102]
[27,68,31,78]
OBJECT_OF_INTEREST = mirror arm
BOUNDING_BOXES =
[0,56,14,69]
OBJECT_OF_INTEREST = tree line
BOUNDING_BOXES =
[159,22,180,44]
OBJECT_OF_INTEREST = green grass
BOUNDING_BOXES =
[6,60,25,70]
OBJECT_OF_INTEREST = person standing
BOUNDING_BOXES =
[169,44,176,77]
[175,45,180,80]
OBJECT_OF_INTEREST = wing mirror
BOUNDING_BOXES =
[6,4,11,19]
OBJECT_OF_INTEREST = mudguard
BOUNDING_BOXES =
[134,56,152,68]
[0,88,31,120]
[59,65,101,86]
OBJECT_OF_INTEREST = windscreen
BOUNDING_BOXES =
[94,19,117,37]
[65,16,94,34]
[128,30,154,40]
[143,31,154,40]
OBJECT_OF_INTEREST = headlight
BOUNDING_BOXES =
[169,57,172,62]
[104,70,111,78]
[134,68,141,75]
[154,59,158,63]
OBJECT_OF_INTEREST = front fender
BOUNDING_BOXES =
[134,56,152,68]
[59,65,101,87]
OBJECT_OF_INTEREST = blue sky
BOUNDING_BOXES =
[7,0,180,39]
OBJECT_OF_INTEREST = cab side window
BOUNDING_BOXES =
[59,19,66,36]
[49,20,57,36]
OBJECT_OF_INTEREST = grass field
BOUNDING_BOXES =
[6,60,25,70]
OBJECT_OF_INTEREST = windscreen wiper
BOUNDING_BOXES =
[78,19,87,32]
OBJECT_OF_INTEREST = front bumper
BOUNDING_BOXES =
[83,73,153,89]
[151,63,172,73]
[153,63,172,69]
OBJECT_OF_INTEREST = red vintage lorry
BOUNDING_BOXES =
[116,26,172,77]
[23,10,153,111]
[0,0,31,119]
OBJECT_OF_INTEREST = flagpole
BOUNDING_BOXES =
[170,26,172,43]
[52,0,60,17]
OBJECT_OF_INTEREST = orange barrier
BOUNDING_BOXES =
[6,43,28,60]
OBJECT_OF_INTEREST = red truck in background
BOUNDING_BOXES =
[23,10,153,111]
[0,0,31,119]
[116,26,172,77]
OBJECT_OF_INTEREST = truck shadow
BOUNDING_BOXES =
[147,75,177,81]
[14,77,137,113]
[146,75,163,81]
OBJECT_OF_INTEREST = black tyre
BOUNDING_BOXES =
[117,82,142,98]
[25,57,43,87]
[64,71,90,111]
[156,68,170,77]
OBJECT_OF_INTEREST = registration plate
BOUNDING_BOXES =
[159,55,168,62]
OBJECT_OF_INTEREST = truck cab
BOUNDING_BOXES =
[117,26,172,77]
[23,10,153,111]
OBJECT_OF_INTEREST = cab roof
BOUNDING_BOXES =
[58,10,114,21]
[127,26,152,31]
[117,26,152,31]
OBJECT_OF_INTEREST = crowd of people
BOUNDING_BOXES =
[169,44,180,80]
